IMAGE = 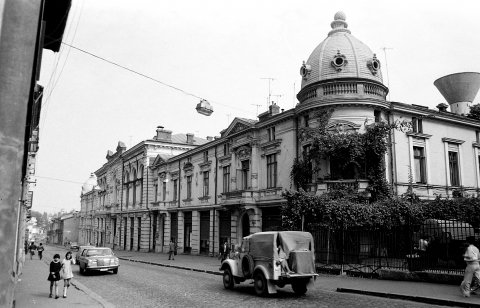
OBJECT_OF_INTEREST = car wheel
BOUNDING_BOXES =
[112,268,118,274]
[254,272,268,296]
[223,268,234,290]
[292,280,308,295]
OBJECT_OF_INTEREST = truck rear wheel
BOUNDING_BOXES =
[292,280,308,295]
[254,272,268,296]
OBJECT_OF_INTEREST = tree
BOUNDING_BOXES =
[467,104,480,120]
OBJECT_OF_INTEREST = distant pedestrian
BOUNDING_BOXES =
[220,241,230,263]
[460,241,480,297]
[47,254,62,299]
[37,243,45,260]
[61,251,75,298]
[168,239,175,260]
[28,242,36,260]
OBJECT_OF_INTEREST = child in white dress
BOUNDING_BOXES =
[61,251,76,298]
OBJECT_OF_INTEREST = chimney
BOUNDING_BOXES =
[156,126,172,142]
[434,72,480,115]
[186,133,194,144]
[269,102,280,115]
[206,136,213,141]
[436,103,448,112]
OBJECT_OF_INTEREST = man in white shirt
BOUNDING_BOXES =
[460,241,480,297]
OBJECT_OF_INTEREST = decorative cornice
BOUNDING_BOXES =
[406,132,432,139]
[442,137,465,144]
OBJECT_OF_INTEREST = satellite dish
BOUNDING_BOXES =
[196,99,213,116]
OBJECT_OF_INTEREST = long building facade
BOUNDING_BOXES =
[79,12,480,257]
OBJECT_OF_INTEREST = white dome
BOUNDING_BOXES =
[81,173,99,194]
[300,12,384,90]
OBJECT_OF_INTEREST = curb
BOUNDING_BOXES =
[117,257,222,276]
[336,288,480,308]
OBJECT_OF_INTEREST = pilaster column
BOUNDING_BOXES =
[191,211,200,254]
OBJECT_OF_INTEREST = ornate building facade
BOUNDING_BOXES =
[80,12,480,256]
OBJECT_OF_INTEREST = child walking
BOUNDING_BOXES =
[47,254,62,299]
[61,251,76,298]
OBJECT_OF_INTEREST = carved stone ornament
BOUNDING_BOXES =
[235,145,252,160]
[170,171,179,180]
[300,60,312,79]
[231,123,250,134]
[367,54,381,75]
[331,50,348,72]
[159,172,166,180]
[326,120,360,134]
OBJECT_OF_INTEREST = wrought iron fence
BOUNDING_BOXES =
[309,219,479,277]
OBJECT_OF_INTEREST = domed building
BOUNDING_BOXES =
[82,12,480,260]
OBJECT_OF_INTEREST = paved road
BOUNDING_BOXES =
[50,246,439,307]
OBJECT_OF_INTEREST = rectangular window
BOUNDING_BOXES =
[304,115,310,127]
[241,160,249,190]
[223,166,230,193]
[162,181,166,201]
[449,151,460,186]
[186,176,192,199]
[374,110,381,123]
[266,154,277,188]
[476,131,480,143]
[173,179,178,201]
[413,146,426,184]
[203,151,209,162]
[268,127,276,141]
[137,217,141,251]
[203,171,209,197]
[412,117,423,133]
[223,143,230,156]
[154,182,158,202]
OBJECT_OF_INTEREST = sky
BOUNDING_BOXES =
[34,0,480,214]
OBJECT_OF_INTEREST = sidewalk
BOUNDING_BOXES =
[115,250,480,307]
[15,247,113,308]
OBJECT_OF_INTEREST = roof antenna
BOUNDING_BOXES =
[261,77,275,108]
[382,47,393,101]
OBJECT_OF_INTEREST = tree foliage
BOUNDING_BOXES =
[467,103,480,121]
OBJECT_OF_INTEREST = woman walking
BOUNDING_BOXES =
[61,251,76,298]
[37,243,45,260]
[28,242,36,260]
[47,254,62,299]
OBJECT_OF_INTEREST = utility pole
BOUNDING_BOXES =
[226,113,232,125]
[382,47,393,101]
[261,77,275,108]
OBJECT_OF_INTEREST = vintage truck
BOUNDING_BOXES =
[220,231,318,296]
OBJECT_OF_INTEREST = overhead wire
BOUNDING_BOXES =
[60,42,255,115]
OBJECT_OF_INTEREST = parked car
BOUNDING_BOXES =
[77,247,119,275]
[69,242,79,251]
[220,231,318,296]
[76,245,95,263]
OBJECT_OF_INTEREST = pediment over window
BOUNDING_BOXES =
[326,120,360,133]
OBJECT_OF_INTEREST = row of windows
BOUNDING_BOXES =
[154,154,278,202]
[412,145,460,186]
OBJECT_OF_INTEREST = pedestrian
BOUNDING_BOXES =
[61,251,75,298]
[277,244,294,275]
[37,243,45,260]
[220,241,230,263]
[47,254,62,299]
[460,240,480,297]
[168,239,175,260]
[28,242,36,260]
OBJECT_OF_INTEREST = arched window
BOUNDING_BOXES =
[124,171,129,207]
[138,165,144,205]
[132,169,137,205]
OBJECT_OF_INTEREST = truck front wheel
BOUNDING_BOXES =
[223,268,234,290]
